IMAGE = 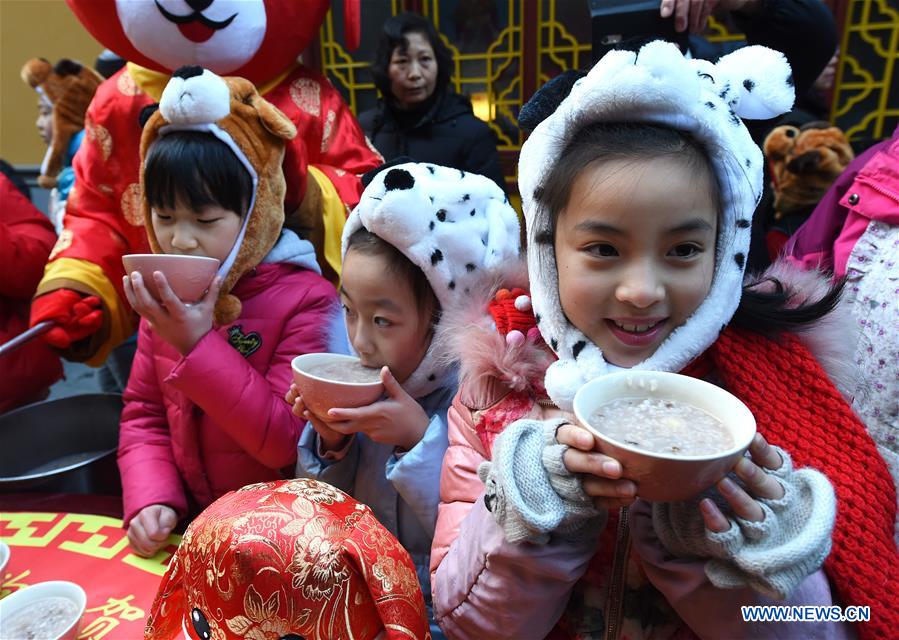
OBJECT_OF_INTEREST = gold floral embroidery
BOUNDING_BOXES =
[120,183,142,226]
[49,229,73,260]
[301,481,346,505]
[289,78,321,116]
[286,521,351,600]
[85,114,113,161]
[116,72,142,96]
[321,109,336,153]
[152,479,426,640]
[365,135,385,163]
[224,585,298,640]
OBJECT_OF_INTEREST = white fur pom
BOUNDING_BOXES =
[544,359,586,412]
[716,46,795,120]
[159,69,230,125]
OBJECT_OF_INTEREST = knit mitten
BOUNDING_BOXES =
[651,447,835,600]
[479,417,605,545]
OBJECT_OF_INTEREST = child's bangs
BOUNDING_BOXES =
[144,131,252,217]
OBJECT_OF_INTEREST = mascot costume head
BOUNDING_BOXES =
[65,1,360,82]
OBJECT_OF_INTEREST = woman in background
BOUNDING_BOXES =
[358,12,506,191]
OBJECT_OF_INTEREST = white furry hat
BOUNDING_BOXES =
[344,162,521,397]
[518,41,794,410]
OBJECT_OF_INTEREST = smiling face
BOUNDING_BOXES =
[151,199,242,263]
[388,31,438,110]
[554,155,718,367]
[339,248,434,384]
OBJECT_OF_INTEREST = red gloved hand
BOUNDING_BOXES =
[30,289,104,349]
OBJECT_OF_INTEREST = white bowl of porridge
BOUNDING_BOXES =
[292,353,385,418]
[0,580,86,640]
[573,371,756,502]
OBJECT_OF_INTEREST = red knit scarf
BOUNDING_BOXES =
[683,326,899,640]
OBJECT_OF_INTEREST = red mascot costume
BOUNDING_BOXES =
[31,0,380,366]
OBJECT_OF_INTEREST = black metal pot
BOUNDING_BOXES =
[0,393,123,495]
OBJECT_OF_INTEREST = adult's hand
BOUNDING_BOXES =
[30,289,104,349]
[660,0,763,34]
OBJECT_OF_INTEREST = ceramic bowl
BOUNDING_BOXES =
[572,371,756,502]
[122,254,220,303]
[0,580,87,640]
[291,353,385,418]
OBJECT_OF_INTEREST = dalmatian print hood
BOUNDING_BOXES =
[518,41,795,411]
[344,162,521,398]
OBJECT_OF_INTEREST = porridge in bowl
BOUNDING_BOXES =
[590,397,734,456]
[0,596,81,639]
[306,360,382,384]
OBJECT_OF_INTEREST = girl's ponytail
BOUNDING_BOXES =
[732,276,845,336]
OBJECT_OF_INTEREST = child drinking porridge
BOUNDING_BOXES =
[431,42,897,639]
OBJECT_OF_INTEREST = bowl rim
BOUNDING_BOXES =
[0,448,116,483]
[0,541,9,573]
[573,370,756,462]
[0,580,87,638]
[291,353,385,388]
[122,253,220,265]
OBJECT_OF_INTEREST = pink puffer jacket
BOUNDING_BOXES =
[118,262,339,526]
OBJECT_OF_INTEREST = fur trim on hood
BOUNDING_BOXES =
[433,258,552,395]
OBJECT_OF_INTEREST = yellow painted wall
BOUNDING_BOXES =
[0,0,102,165]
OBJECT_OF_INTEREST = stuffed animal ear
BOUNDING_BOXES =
[715,46,794,120]
[52,59,84,77]
[763,125,799,161]
[226,76,297,141]
[249,92,297,141]
[518,69,586,133]
[138,103,159,128]
[21,58,53,89]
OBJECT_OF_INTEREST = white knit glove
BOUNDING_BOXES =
[651,447,836,600]
[479,418,605,544]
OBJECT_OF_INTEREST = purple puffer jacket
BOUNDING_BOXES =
[118,262,339,526]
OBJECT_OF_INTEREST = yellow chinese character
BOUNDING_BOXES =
[85,595,145,622]
[77,616,119,640]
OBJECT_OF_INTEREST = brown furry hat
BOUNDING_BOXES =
[139,66,297,325]
[20,58,103,188]
[764,121,854,218]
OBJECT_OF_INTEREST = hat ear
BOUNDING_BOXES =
[21,58,53,89]
[249,92,297,141]
[764,125,799,162]
[518,69,586,133]
[226,76,297,141]
[715,46,794,120]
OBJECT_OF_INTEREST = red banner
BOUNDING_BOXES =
[1,512,180,639]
